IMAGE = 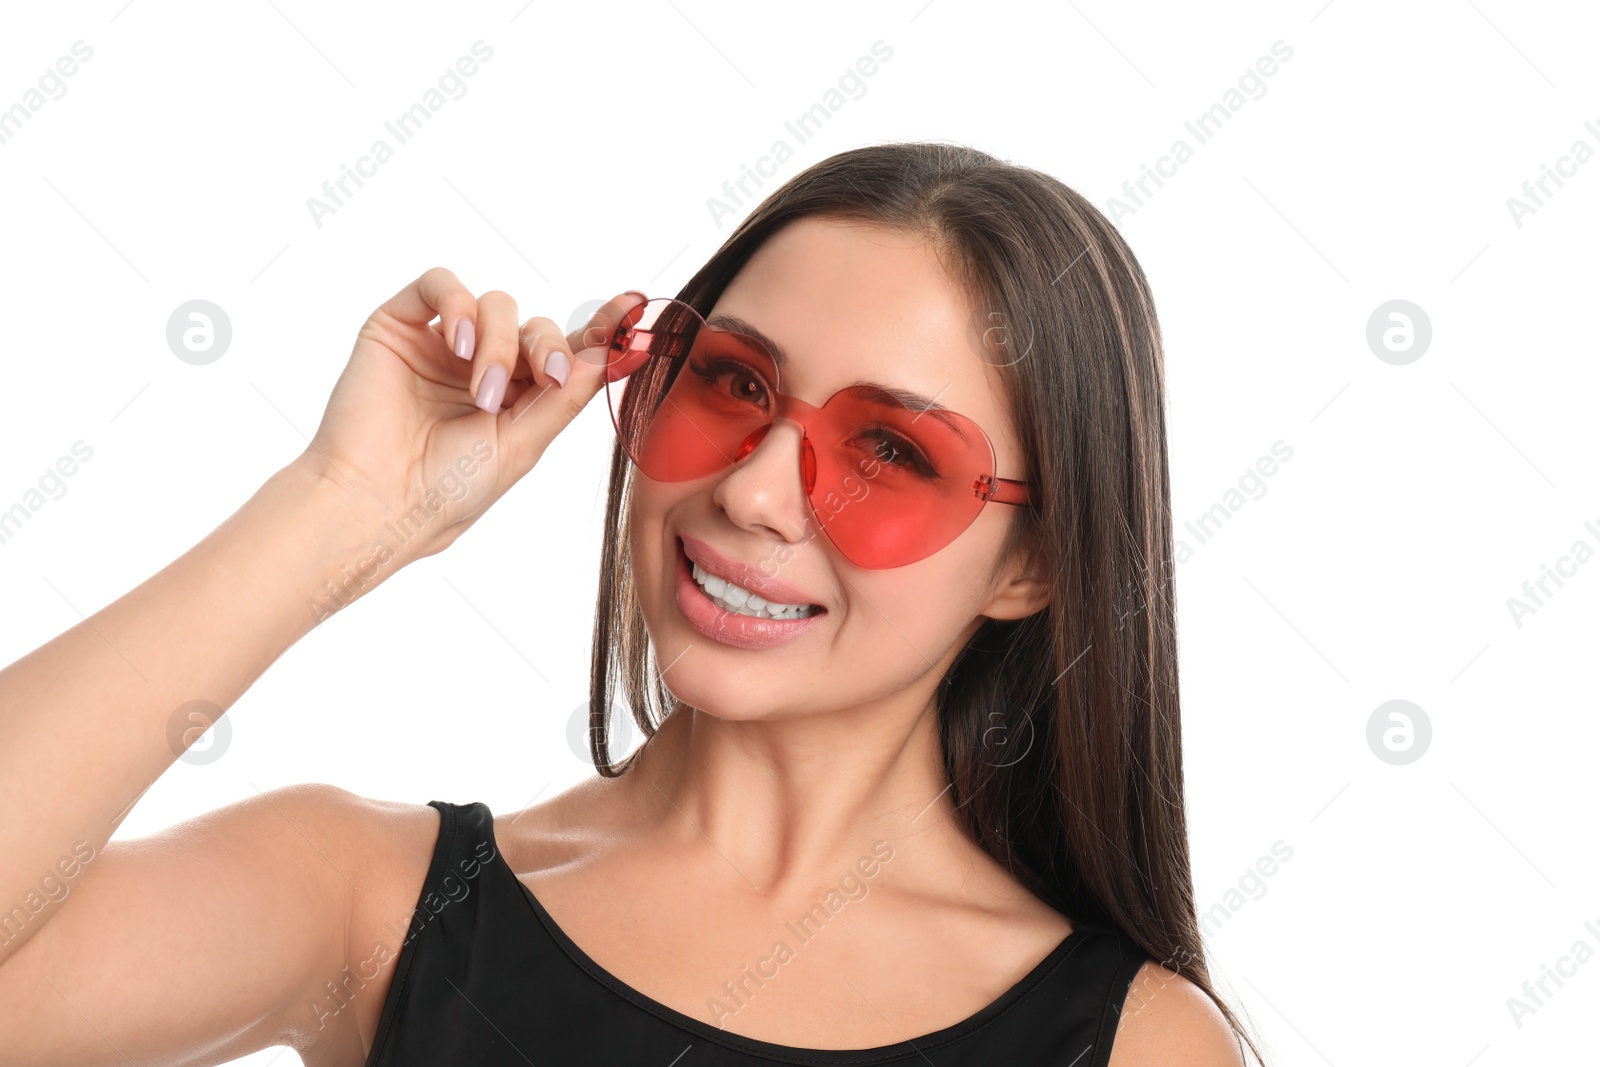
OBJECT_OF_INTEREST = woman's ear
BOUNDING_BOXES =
[980,536,1053,622]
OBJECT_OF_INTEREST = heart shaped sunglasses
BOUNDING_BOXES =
[601,297,1037,569]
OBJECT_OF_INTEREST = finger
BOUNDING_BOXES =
[500,375,541,410]
[468,290,521,414]
[518,316,575,392]
[497,290,649,476]
[428,316,469,368]
[380,266,479,365]
[566,290,649,356]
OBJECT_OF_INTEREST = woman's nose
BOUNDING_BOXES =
[710,418,815,543]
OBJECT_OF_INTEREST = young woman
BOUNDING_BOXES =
[0,142,1263,1065]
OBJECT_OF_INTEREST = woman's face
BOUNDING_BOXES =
[629,216,1048,724]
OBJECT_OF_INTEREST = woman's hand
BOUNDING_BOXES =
[299,267,644,567]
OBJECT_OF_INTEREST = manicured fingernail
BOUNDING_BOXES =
[475,363,507,412]
[544,350,570,389]
[454,319,475,361]
[624,291,648,303]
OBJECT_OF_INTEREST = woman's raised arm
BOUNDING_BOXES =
[0,268,640,1063]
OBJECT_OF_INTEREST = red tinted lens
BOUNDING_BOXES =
[606,300,776,483]
[804,389,998,569]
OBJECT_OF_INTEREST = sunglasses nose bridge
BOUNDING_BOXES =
[716,413,818,528]
[738,415,810,485]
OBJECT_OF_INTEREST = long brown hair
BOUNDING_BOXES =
[585,140,1263,1062]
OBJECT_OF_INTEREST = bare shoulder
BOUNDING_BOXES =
[1107,960,1246,1067]
[0,782,444,1067]
[317,786,445,886]
[492,774,621,875]
[242,782,441,867]
[278,785,444,1065]
[251,783,442,922]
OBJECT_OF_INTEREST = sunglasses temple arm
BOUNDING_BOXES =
[978,475,1036,507]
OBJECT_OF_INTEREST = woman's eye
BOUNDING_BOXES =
[868,432,936,477]
[692,357,770,404]
[729,374,766,402]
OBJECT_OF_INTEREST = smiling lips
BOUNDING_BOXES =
[678,535,825,612]
[674,535,827,650]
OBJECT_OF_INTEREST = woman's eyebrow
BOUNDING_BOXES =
[705,312,955,422]
[707,313,789,367]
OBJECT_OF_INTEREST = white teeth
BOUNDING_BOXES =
[691,561,818,620]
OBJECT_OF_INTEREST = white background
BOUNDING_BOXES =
[2,1,1596,1064]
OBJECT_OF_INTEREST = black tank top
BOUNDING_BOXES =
[364,800,1150,1066]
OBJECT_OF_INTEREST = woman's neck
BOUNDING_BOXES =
[615,697,964,896]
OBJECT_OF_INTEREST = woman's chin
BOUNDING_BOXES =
[671,693,790,725]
